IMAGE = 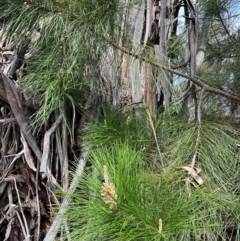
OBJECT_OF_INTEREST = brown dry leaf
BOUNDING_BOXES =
[180,166,204,185]
[21,135,37,172]
[4,218,14,241]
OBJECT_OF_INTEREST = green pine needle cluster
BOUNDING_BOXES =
[65,144,217,241]
[0,0,125,124]
[62,109,240,240]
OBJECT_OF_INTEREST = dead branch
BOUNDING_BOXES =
[0,118,15,124]
[44,93,99,241]
[46,168,62,189]
[191,87,205,169]
[1,175,25,182]
[1,121,11,159]
[0,71,42,161]
[61,110,69,190]
[146,108,164,169]
[4,218,14,241]
[55,110,63,181]
[14,179,30,241]
[0,150,24,183]
[177,88,205,189]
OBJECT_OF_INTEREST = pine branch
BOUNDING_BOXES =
[106,39,240,102]
[7,1,238,107]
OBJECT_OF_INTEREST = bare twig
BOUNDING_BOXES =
[41,182,60,206]
[64,221,71,241]
[0,118,15,124]
[218,12,237,41]
[16,212,27,239]
[14,179,30,241]
[37,115,63,240]
[1,204,17,225]
[0,150,24,183]
[61,113,69,190]
[1,175,25,183]
[46,167,62,190]
[44,88,96,240]
[177,88,205,188]
[7,184,13,207]
[191,87,205,168]
[146,108,164,169]
[1,121,11,159]
[55,111,63,181]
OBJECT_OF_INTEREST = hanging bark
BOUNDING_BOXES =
[196,15,212,71]
[129,0,145,107]
[181,0,198,121]
[144,60,156,113]
[181,2,212,122]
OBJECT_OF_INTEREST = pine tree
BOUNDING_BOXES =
[0,0,240,240]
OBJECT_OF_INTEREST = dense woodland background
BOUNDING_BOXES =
[1,0,240,240]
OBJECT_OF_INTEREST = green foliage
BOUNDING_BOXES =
[200,0,240,96]
[82,106,180,149]
[200,0,229,16]
[168,34,185,67]
[64,143,220,241]
[64,109,240,240]
[166,120,240,192]
[0,0,125,124]
[82,107,152,150]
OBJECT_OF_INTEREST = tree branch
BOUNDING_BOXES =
[106,39,240,102]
